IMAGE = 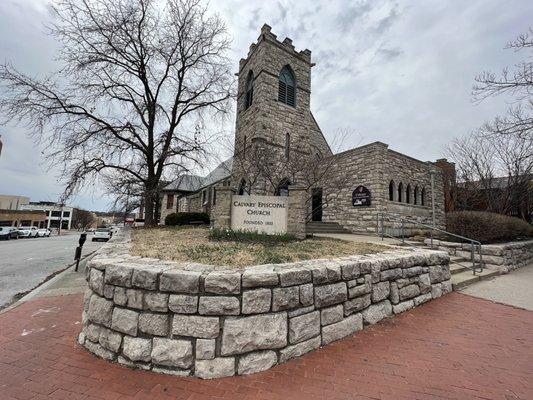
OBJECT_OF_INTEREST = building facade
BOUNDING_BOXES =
[19,202,74,230]
[0,195,29,211]
[167,25,446,234]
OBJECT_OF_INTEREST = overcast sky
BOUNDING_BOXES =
[0,0,531,211]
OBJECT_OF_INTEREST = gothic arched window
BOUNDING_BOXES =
[421,188,426,206]
[414,186,419,205]
[398,182,403,203]
[245,71,254,110]
[389,180,395,201]
[278,65,296,107]
[406,184,411,204]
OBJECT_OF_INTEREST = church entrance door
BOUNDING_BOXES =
[311,188,323,221]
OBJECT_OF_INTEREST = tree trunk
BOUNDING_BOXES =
[144,191,156,227]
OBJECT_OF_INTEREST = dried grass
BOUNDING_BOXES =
[131,227,388,268]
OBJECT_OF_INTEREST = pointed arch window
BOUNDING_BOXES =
[421,188,426,206]
[278,65,296,107]
[406,184,411,204]
[414,186,419,205]
[398,182,403,203]
[245,71,254,110]
[389,180,395,201]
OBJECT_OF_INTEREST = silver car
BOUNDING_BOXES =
[18,226,38,238]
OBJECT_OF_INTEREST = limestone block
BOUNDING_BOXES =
[279,335,321,363]
[199,296,240,315]
[242,271,279,288]
[123,336,152,362]
[348,280,371,299]
[85,323,102,342]
[139,313,169,336]
[399,284,420,301]
[429,265,451,283]
[288,305,314,317]
[272,286,299,311]
[371,281,390,302]
[111,308,139,336]
[105,264,133,286]
[279,268,312,287]
[221,313,287,355]
[344,294,371,315]
[98,327,122,353]
[144,292,169,312]
[340,261,360,280]
[419,274,431,294]
[431,284,442,299]
[89,269,104,296]
[320,305,343,326]
[362,300,392,325]
[380,268,402,281]
[113,287,127,306]
[413,293,432,306]
[359,261,372,275]
[299,283,314,306]
[204,272,241,294]
[126,288,143,310]
[321,314,363,345]
[172,315,219,338]
[168,294,198,314]
[403,266,423,278]
[441,280,453,294]
[103,284,114,299]
[196,339,216,360]
[242,289,271,314]
[152,367,190,376]
[160,270,201,293]
[195,357,235,379]
[88,294,113,327]
[84,340,115,361]
[132,267,159,290]
[311,263,341,284]
[151,338,193,369]
[289,311,320,344]
[314,282,347,308]
[238,350,278,375]
[392,300,414,314]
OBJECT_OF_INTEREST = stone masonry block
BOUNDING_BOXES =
[242,289,271,314]
[144,292,168,312]
[238,350,278,375]
[279,336,321,363]
[371,281,390,302]
[279,268,312,287]
[122,336,151,362]
[111,308,139,336]
[138,313,169,336]
[362,300,392,325]
[272,286,299,311]
[314,282,347,308]
[242,271,279,288]
[168,294,198,314]
[151,338,193,369]
[204,272,241,294]
[320,305,343,326]
[289,311,320,344]
[172,315,219,338]
[88,294,113,327]
[160,270,201,293]
[105,264,133,287]
[195,357,235,379]
[198,296,240,315]
[299,283,314,306]
[89,269,104,296]
[196,339,216,360]
[132,268,159,290]
[321,314,363,345]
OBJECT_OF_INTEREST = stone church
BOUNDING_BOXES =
[160,24,446,234]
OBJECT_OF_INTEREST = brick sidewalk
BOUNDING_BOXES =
[1,293,532,400]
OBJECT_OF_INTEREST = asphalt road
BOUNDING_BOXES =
[0,233,104,309]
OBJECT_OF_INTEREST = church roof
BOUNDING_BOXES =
[163,157,233,193]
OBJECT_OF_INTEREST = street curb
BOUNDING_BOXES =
[0,250,97,315]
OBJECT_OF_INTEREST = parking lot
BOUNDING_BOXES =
[0,232,104,309]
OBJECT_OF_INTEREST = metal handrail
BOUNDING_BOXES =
[376,213,484,275]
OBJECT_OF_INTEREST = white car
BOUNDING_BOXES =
[92,228,111,242]
[18,226,38,238]
[37,228,51,237]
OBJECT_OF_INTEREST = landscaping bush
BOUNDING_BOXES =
[164,212,210,226]
[446,211,533,243]
[209,228,296,243]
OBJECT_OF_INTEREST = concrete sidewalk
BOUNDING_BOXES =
[461,263,533,310]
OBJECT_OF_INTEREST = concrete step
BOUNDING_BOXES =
[450,263,470,275]
[450,255,467,263]
[306,222,351,234]
[451,269,500,290]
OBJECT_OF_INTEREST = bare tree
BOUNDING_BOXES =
[447,131,533,220]
[0,0,234,226]
[473,28,533,138]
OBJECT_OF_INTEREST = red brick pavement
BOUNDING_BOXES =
[1,292,532,400]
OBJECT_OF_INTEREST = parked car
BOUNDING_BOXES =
[92,228,112,242]
[37,228,51,237]
[86,228,95,233]
[18,226,39,238]
[0,227,19,240]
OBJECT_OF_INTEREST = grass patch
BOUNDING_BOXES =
[131,226,389,268]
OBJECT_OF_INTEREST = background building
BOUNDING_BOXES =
[20,202,73,230]
[0,195,29,210]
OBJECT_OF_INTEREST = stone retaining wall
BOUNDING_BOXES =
[78,230,452,379]
[426,239,533,273]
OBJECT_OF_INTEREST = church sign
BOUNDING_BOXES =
[352,186,371,207]
[231,195,288,234]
